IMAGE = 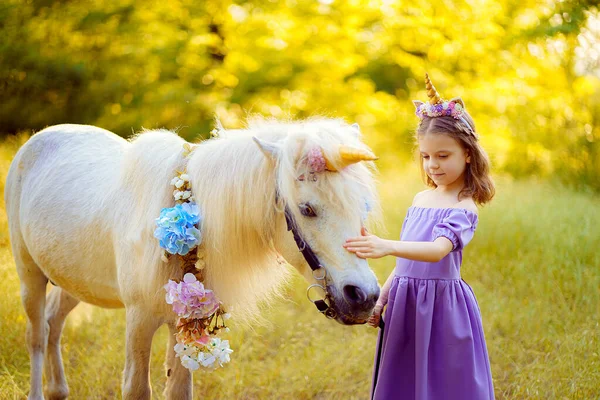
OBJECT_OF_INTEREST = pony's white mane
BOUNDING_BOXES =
[125,117,380,321]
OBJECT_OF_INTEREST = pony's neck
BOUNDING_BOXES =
[184,133,287,316]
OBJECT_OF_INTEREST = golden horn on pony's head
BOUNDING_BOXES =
[324,145,378,171]
[425,73,443,105]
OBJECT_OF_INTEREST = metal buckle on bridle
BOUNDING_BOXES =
[306,267,337,319]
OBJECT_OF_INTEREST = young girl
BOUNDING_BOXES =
[344,74,495,399]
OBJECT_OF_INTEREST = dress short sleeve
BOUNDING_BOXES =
[432,209,478,252]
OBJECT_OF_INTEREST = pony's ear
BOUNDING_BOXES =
[350,123,361,138]
[252,137,280,160]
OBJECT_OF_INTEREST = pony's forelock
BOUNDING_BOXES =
[272,118,382,232]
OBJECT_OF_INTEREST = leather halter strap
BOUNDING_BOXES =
[283,205,321,271]
[282,204,334,316]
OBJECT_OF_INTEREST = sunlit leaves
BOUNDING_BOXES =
[0,0,598,188]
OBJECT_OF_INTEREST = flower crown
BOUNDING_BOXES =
[413,73,476,136]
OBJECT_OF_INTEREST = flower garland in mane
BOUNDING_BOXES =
[154,142,233,372]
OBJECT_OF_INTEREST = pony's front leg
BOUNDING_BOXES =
[163,323,192,400]
[122,306,163,400]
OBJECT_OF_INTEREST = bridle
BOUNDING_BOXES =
[282,204,337,319]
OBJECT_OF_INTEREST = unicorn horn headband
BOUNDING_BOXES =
[413,73,476,136]
[326,145,377,171]
[425,73,443,105]
[306,145,378,173]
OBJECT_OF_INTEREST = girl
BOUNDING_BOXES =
[344,74,495,399]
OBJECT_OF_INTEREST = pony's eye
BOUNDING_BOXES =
[299,203,317,217]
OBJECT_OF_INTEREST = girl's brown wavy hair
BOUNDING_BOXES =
[416,113,495,205]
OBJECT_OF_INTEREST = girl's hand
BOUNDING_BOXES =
[367,302,384,328]
[343,227,391,259]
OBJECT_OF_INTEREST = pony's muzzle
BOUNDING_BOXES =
[342,284,379,312]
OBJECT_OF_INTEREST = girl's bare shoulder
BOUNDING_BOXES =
[412,189,434,205]
[454,198,478,214]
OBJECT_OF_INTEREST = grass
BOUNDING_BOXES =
[0,137,599,399]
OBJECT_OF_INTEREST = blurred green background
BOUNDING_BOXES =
[1,1,599,399]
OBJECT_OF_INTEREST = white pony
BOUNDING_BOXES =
[5,118,381,399]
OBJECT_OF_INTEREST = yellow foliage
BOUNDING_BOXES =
[0,0,598,190]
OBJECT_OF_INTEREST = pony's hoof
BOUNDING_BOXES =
[45,386,69,400]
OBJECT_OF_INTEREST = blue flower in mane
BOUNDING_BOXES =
[154,203,202,255]
[180,202,200,226]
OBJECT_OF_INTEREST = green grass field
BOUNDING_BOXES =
[0,136,598,399]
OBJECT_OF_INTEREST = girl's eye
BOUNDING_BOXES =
[299,203,317,217]
[422,156,430,160]
[439,155,448,158]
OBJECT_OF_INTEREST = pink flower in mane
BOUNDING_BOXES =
[306,147,326,173]
[164,273,220,319]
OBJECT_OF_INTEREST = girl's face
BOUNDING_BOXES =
[418,133,470,188]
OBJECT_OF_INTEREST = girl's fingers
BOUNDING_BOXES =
[346,246,369,252]
[345,238,367,245]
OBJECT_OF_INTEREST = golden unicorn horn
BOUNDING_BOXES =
[324,145,378,171]
[425,73,443,105]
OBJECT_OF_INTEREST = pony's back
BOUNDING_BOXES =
[5,124,127,212]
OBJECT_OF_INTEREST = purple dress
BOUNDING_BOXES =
[371,207,494,400]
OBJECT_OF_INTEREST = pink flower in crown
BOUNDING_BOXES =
[306,147,326,173]
[450,102,464,119]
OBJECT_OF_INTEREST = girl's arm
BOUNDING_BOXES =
[377,271,395,307]
[386,238,453,262]
[344,228,453,262]
[367,270,396,328]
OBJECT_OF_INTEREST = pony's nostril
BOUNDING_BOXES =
[343,285,368,304]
